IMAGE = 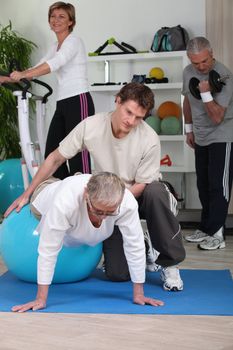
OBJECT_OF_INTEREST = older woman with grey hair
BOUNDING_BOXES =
[11,172,164,312]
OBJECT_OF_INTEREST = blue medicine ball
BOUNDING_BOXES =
[0,158,24,214]
[0,205,103,283]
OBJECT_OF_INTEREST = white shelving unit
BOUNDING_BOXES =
[88,51,195,175]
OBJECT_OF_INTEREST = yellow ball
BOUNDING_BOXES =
[149,67,164,80]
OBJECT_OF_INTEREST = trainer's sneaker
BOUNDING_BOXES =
[160,266,183,291]
[146,262,161,272]
[185,229,208,243]
[198,228,225,250]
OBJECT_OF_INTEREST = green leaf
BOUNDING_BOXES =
[0,21,37,159]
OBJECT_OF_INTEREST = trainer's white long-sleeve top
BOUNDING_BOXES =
[32,175,146,285]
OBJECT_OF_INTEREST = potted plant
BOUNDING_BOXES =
[0,21,37,159]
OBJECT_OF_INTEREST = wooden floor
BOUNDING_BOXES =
[0,232,233,350]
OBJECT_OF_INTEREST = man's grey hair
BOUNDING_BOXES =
[87,172,125,207]
[186,36,212,54]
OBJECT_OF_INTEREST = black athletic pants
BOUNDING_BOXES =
[45,92,95,179]
[103,181,186,281]
[195,142,233,236]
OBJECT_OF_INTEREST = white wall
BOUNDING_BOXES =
[0,0,206,137]
[0,0,206,83]
[0,0,205,123]
[0,0,206,209]
[0,1,206,51]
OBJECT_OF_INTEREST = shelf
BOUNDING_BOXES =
[161,166,194,173]
[159,135,185,141]
[147,83,182,90]
[89,82,182,92]
[88,51,187,62]
[89,84,123,92]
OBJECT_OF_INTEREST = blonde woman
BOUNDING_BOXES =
[10,2,94,179]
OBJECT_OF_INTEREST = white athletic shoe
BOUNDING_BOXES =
[160,266,183,291]
[198,228,225,250]
[146,262,161,272]
[185,229,208,243]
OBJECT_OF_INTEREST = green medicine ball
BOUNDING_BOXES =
[161,116,181,135]
[145,116,161,134]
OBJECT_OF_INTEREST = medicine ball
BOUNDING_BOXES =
[161,116,181,135]
[158,101,181,119]
[149,67,164,80]
[145,115,161,134]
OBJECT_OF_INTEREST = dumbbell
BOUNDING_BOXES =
[189,70,229,99]
[160,154,172,166]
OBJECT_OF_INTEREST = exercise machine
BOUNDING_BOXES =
[1,67,52,189]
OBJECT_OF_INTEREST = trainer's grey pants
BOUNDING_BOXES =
[103,181,186,282]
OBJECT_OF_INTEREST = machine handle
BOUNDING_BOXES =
[32,78,53,103]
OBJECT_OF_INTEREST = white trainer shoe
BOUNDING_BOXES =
[185,229,208,243]
[160,266,183,291]
[146,262,161,272]
[198,228,225,250]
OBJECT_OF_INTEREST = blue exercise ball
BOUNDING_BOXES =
[0,158,24,214]
[0,205,103,283]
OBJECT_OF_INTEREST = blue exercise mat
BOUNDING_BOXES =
[0,269,233,315]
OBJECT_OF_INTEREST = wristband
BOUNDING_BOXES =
[185,123,193,133]
[200,91,213,103]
